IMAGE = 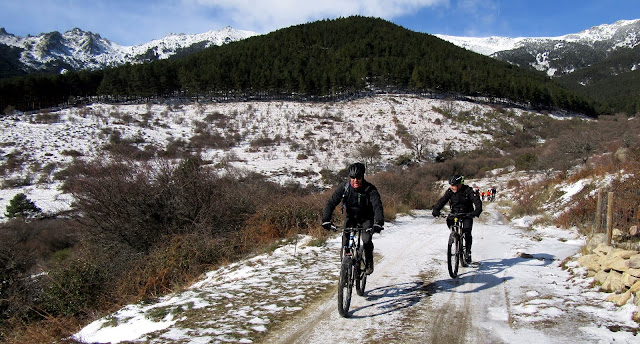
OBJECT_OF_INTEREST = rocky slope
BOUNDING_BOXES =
[0,26,256,77]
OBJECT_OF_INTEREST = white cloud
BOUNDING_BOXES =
[454,0,499,36]
[187,0,447,33]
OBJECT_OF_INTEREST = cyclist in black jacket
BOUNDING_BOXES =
[322,163,384,275]
[432,175,482,263]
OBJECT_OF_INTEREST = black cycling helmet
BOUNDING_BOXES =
[348,162,366,179]
[449,175,464,185]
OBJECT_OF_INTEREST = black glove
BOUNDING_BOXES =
[322,222,333,231]
[432,210,440,217]
[473,211,481,218]
[373,224,384,233]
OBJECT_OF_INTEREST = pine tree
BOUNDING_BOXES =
[5,193,42,219]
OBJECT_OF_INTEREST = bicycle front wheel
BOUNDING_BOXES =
[356,247,367,296]
[447,232,460,278]
[338,255,354,317]
[460,234,468,267]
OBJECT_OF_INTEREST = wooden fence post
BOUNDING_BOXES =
[606,192,614,246]
[595,190,603,234]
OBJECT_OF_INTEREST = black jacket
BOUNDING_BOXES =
[433,184,482,216]
[322,180,384,226]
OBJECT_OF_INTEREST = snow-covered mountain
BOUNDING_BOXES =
[436,19,640,77]
[0,26,256,76]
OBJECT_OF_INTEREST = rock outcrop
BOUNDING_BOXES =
[576,235,640,322]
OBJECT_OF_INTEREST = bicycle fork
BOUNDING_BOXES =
[454,218,468,265]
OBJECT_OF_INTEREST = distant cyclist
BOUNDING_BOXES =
[322,162,384,275]
[432,175,482,263]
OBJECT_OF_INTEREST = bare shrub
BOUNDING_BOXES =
[161,138,188,158]
[61,150,83,157]
[509,179,556,218]
[190,131,237,150]
[2,175,34,189]
[32,112,61,124]
[62,157,269,253]
[320,168,344,186]
[558,128,600,165]
[103,142,154,161]
[554,196,598,233]
[242,194,323,249]
[3,105,16,116]
[0,218,81,331]
[250,135,281,148]
[139,111,153,127]
[506,179,521,189]
[2,316,83,344]
[369,168,440,220]
[355,143,382,170]
[115,233,239,299]
[0,151,27,176]
[38,162,58,183]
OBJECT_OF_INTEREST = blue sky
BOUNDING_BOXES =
[1,0,639,46]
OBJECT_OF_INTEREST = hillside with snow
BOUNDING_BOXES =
[0,95,502,218]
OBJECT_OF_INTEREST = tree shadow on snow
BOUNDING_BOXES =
[429,253,557,294]
[348,281,431,318]
[347,253,557,318]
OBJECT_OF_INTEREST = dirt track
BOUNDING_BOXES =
[258,205,630,344]
[260,209,502,344]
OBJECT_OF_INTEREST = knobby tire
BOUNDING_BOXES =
[356,247,367,296]
[338,255,353,317]
[460,234,468,267]
[447,232,460,278]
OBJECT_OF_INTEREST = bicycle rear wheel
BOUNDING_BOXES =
[447,232,460,278]
[337,255,354,317]
[356,247,367,296]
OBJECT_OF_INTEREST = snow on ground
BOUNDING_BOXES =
[73,235,340,343]
[72,203,639,343]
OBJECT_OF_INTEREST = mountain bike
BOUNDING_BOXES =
[331,225,368,317]
[440,213,473,278]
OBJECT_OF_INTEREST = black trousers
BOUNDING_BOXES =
[447,217,473,253]
[342,219,374,264]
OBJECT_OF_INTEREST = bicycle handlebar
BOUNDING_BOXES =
[329,225,372,233]
[435,212,474,219]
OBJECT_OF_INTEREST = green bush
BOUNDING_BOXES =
[40,258,106,317]
[515,152,538,171]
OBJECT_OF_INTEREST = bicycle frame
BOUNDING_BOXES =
[343,227,362,258]
[443,213,472,278]
[334,226,368,317]
[343,226,367,281]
